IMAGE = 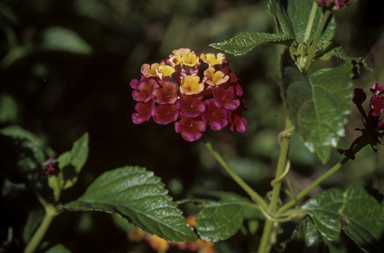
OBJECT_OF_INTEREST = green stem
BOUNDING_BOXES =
[257,119,293,253]
[202,135,268,210]
[303,2,318,44]
[277,156,349,215]
[277,139,367,215]
[302,9,331,76]
[24,204,59,253]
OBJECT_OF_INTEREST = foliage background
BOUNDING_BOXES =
[1,0,384,252]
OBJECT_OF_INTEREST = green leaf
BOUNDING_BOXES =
[0,126,55,183]
[23,208,45,243]
[301,185,384,252]
[44,244,71,253]
[281,50,353,163]
[283,217,329,253]
[210,32,293,56]
[0,94,18,124]
[268,0,335,43]
[287,0,336,43]
[267,0,295,38]
[194,195,249,242]
[42,27,92,54]
[57,132,89,189]
[317,41,371,74]
[62,166,197,242]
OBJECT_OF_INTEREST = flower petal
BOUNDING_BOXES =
[175,116,206,142]
[153,81,178,104]
[132,101,155,124]
[151,104,179,125]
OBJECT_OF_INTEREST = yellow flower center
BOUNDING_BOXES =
[180,76,204,95]
[201,53,225,66]
[182,52,200,67]
[204,67,229,86]
[169,55,182,67]
[156,65,175,80]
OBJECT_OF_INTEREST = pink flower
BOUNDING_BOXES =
[175,115,206,142]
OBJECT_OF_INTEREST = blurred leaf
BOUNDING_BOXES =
[44,244,71,253]
[57,132,89,190]
[281,50,353,163]
[301,185,384,252]
[0,126,55,183]
[195,194,249,242]
[318,41,371,74]
[42,27,92,54]
[268,0,335,43]
[62,166,197,242]
[283,217,329,253]
[210,32,293,56]
[0,94,18,124]
[23,208,44,243]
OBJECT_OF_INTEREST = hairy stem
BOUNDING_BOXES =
[202,135,268,210]
[303,2,318,44]
[257,119,293,253]
[302,9,331,76]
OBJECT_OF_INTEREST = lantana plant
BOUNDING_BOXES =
[1,0,384,253]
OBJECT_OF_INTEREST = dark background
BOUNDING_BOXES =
[1,0,384,252]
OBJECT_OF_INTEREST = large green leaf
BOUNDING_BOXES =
[283,217,329,253]
[281,51,353,163]
[210,32,293,56]
[301,185,384,252]
[194,194,250,242]
[0,126,55,183]
[57,132,89,189]
[62,166,197,242]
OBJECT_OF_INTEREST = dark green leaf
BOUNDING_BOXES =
[23,208,45,243]
[281,50,353,163]
[42,27,92,54]
[301,185,384,252]
[210,32,293,56]
[268,0,335,43]
[45,244,71,253]
[283,217,329,253]
[0,94,18,124]
[317,41,371,74]
[0,126,55,183]
[287,0,335,43]
[57,132,89,189]
[62,166,197,242]
[267,0,295,38]
[195,195,249,242]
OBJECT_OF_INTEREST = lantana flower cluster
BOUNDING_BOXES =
[316,0,354,10]
[130,48,247,141]
[338,83,384,159]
